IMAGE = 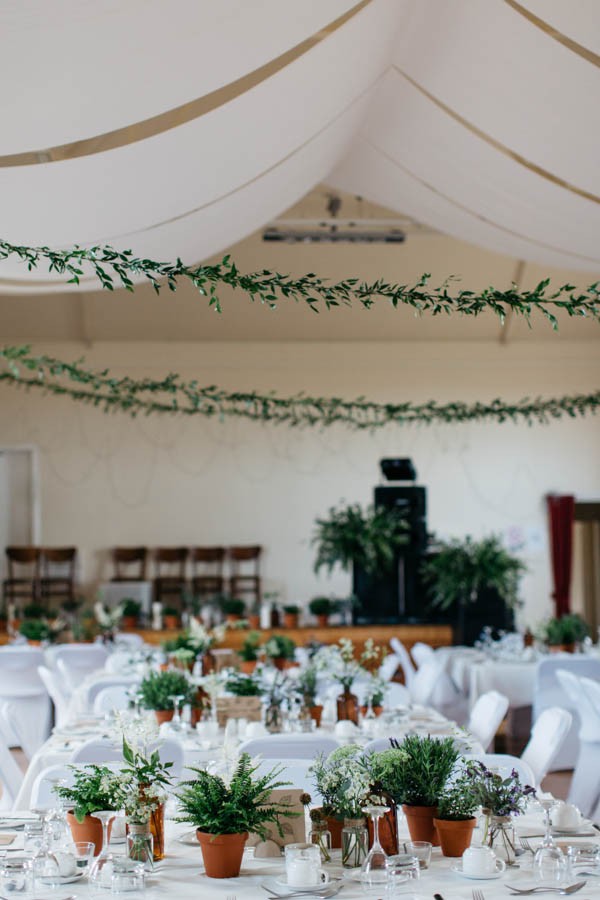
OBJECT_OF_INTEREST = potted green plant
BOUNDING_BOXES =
[22,603,48,620]
[225,672,262,696]
[421,534,526,645]
[121,598,142,629]
[247,600,261,630]
[282,604,300,629]
[467,760,535,863]
[162,606,180,630]
[297,665,322,726]
[54,764,121,855]
[19,618,50,645]
[238,630,261,673]
[176,753,293,878]
[309,746,372,862]
[219,595,246,623]
[360,674,386,717]
[387,735,460,845]
[138,670,193,724]
[263,634,296,670]
[308,596,336,627]
[433,765,480,857]
[541,613,589,652]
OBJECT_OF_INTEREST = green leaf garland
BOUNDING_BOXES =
[0,345,598,429]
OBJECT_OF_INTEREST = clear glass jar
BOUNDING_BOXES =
[308,821,332,863]
[127,824,154,871]
[482,812,517,864]
[341,817,367,868]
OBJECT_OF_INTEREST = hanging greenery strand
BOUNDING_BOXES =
[0,346,598,429]
[1,239,600,327]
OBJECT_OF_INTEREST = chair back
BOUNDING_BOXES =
[580,676,600,721]
[71,737,184,781]
[533,657,600,768]
[87,677,136,708]
[521,706,573,786]
[463,752,536,787]
[53,645,109,692]
[389,638,416,687]
[0,696,51,759]
[37,666,70,728]
[253,757,316,797]
[411,641,435,668]
[238,733,340,760]
[113,633,145,650]
[378,653,401,683]
[93,685,133,716]
[468,690,509,751]
[154,548,188,575]
[383,681,411,708]
[30,764,74,809]
[112,547,147,581]
[0,647,45,692]
[556,671,600,742]
[0,729,24,810]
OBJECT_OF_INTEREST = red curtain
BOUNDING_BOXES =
[546,494,575,617]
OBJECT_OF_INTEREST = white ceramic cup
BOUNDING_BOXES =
[53,851,77,877]
[285,843,330,887]
[462,846,506,877]
[551,802,582,829]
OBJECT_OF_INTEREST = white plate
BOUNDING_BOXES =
[273,876,334,893]
[552,819,593,835]
[39,871,85,885]
[451,863,503,880]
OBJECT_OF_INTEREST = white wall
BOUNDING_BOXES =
[0,338,598,628]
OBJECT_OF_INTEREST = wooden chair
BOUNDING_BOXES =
[229,545,262,607]
[111,547,148,582]
[39,547,77,605]
[3,546,40,604]
[153,547,188,607]
[190,547,226,600]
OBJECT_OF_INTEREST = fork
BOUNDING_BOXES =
[506,882,586,895]
[226,895,237,900]
[473,889,486,900]
[520,837,535,854]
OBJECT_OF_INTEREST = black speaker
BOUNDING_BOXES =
[374,485,427,551]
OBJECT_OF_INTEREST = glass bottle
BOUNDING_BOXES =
[341,817,368,868]
[336,689,359,725]
[126,824,153,871]
[308,820,332,863]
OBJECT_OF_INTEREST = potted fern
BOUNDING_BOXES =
[138,670,193,724]
[176,754,293,877]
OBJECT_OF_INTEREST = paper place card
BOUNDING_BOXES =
[0,834,16,845]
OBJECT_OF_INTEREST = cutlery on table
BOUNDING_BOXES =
[472,889,486,900]
[520,838,535,855]
[506,882,586,895]
[262,886,341,899]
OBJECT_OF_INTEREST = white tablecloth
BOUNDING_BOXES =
[468,659,537,709]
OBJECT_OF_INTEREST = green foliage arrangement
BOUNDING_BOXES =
[239,631,261,662]
[2,239,599,329]
[283,604,300,614]
[22,604,47,619]
[308,597,337,617]
[421,535,526,610]
[263,634,296,661]
[138,670,193,711]
[369,748,411,804]
[388,735,460,807]
[175,753,294,838]
[162,606,180,618]
[436,766,480,821]
[121,599,142,617]
[541,613,590,646]
[309,746,373,819]
[225,672,262,697]
[297,665,318,706]
[219,596,246,617]
[1,346,598,429]
[312,502,407,575]
[19,619,50,641]
[54,765,120,822]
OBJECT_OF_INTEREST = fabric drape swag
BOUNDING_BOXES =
[546,494,575,617]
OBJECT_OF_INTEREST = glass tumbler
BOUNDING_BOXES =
[0,857,33,896]
[385,853,420,895]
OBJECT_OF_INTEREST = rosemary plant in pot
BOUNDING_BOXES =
[389,735,459,845]
[433,764,480,857]
[176,753,293,878]
[138,670,193,724]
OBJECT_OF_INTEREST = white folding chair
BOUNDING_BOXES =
[389,638,416,689]
[410,659,468,724]
[411,642,435,668]
[0,696,51,760]
[37,666,71,728]
[378,653,402,683]
[53,645,109,693]
[555,672,600,816]
[532,657,600,770]
[463,752,535,787]
[253,758,316,797]
[521,706,573,790]
[467,691,509,751]
[87,678,137,710]
[383,682,411,708]
[238,734,341,760]
[0,647,49,749]
[0,730,24,810]
[71,737,184,781]
[112,633,145,650]
[93,685,134,716]
[30,764,74,809]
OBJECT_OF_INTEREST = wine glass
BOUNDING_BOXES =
[89,810,117,866]
[361,805,389,895]
[538,796,559,848]
[170,694,186,731]
[534,797,564,882]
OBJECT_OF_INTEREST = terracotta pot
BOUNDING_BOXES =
[549,643,575,653]
[163,615,180,630]
[121,615,138,630]
[154,709,174,725]
[283,613,298,629]
[336,690,359,725]
[434,817,476,857]
[360,705,383,717]
[226,614,241,624]
[247,615,260,629]
[272,656,291,671]
[316,614,329,628]
[309,705,323,727]
[402,804,440,846]
[240,659,257,674]
[324,814,344,849]
[523,629,534,648]
[67,811,113,856]
[27,639,42,646]
[196,830,248,878]
[159,662,169,672]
